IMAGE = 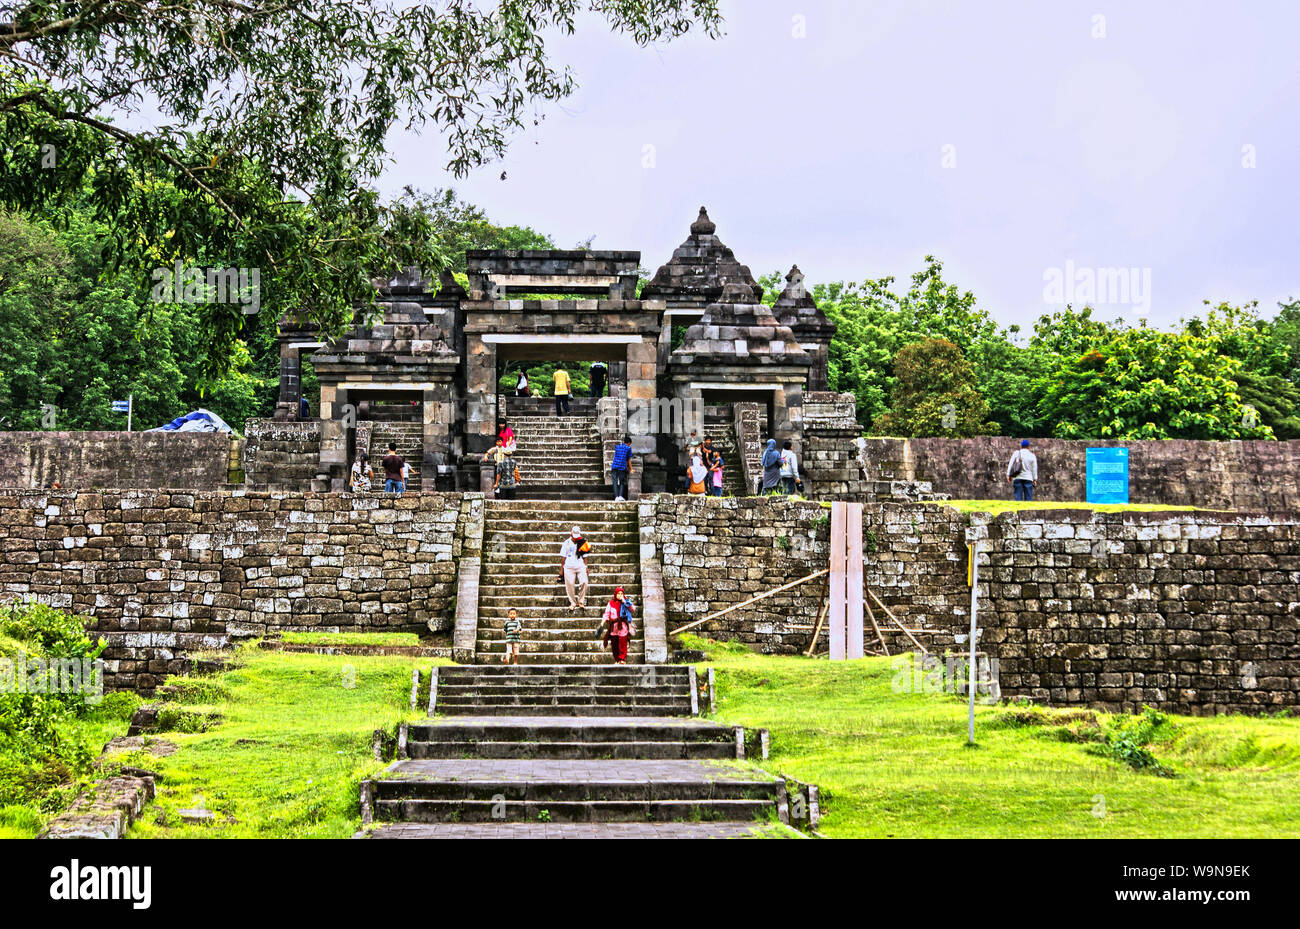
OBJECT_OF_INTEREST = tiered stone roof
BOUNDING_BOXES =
[643,207,763,306]
[771,265,834,345]
[670,283,810,369]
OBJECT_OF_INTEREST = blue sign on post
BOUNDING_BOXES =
[110,401,131,413]
[1086,447,1130,504]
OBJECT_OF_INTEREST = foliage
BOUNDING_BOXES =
[1033,313,1273,440]
[0,602,125,817]
[873,338,997,437]
[1088,707,1176,776]
[0,0,722,377]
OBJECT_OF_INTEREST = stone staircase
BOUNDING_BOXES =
[476,500,644,664]
[368,422,424,491]
[434,665,691,716]
[406,713,738,759]
[703,405,748,496]
[365,669,788,829]
[500,396,607,500]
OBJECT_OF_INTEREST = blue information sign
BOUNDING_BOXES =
[1086,447,1130,504]
[111,400,130,413]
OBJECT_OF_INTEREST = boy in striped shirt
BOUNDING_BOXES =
[502,608,523,664]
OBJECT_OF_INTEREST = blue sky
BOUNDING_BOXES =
[380,0,1299,330]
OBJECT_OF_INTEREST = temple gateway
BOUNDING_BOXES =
[255,208,864,498]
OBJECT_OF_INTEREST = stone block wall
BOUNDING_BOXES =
[643,496,969,655]
[977,509,1300,715]
[857,436,1300,510]
[242,420,322,489]
[0,432,233,490]
[643,496,1300,714]
[0,490,466,692]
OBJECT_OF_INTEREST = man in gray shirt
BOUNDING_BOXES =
[1007,439,1038,501]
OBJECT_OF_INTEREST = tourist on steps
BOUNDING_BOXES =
[610,435,632,502]
[483,435,507,465]
[552,367,572,416]
[493,453,522,500]
[602,587,636,664]
[349,453,373,493]
[497,418,516,454]
[1007,439,1039,501]
[761,439,783,494]
[780,440,802,495]
[515,369,531,397]
[502,607,523,665]
[558,526,591,610]
[708,447,726,497]
[589,361,607,398]
[686,454,708,495]
[382,443,405,496]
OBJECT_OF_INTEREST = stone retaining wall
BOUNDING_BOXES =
[2,488,1296,712]
[643,496,1300,714]
[0,431,233,490]
[857,437,1300,510]
[0,490,465,692]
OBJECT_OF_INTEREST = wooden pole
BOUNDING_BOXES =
[865,586,929,656]
[863,593,890,656]
[668,568,830,637]
[805,590,829,657]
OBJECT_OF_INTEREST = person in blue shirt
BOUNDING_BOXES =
[610,436,632,501]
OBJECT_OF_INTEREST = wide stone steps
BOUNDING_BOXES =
[437,666,681,712]
[476,499,642,664]
[371,758,779,823]
[405,716,737,760]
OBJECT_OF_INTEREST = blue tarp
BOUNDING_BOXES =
[147,409,235,434]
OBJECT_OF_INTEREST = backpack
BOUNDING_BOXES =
[1008,450,1023,478]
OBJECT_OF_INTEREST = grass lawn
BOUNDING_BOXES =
[121,647,445,838]
[277,631,423,648]
[690,637,1300,838]
[939,500,1202,516]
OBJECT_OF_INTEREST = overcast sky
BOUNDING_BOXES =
[380,0,1299,330]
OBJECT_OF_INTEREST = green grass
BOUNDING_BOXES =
[277,631,423,648]
[122,646,448,838]
[0,694,141,839]
[939,500,1202,515]
[685,636,1300,838]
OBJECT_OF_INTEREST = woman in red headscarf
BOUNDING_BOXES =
[601,586,636,664]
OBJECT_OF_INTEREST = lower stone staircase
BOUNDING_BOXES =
[702,404,748,496]
[364,668,789,830]
[368,422,424,491]
[433,665,691,716]
[501,396,607,500]
[476,500,644,664]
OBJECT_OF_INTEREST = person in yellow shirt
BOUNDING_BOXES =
[553,368,571,416]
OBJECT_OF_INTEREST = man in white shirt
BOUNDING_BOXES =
[1006,439,1039,501]
[779,440,801,495]
[558,526,590,610]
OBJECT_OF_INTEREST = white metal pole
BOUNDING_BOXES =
[968,540,979,745]
[127,393,133,433]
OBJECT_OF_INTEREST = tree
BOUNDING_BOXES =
[872,338,996,437]
[784,258,1003,428]
[0,0,722,377]
[1035,324,1272,440]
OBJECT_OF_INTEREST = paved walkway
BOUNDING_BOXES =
[364,822,800,839]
